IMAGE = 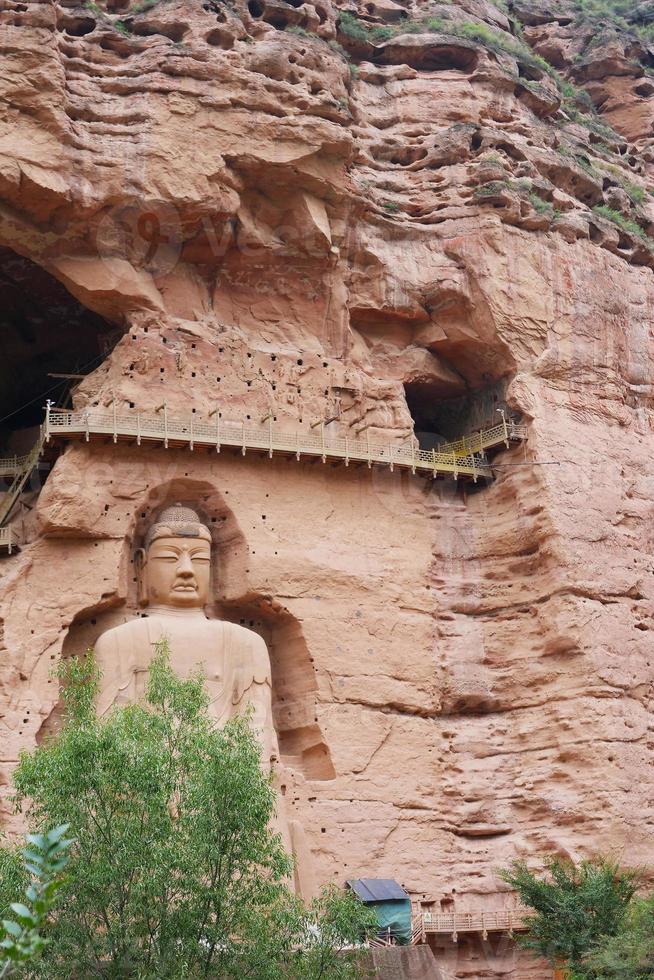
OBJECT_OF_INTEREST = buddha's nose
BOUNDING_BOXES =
[177,553,195,578]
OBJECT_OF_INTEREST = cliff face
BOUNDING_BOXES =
[2,0,654,975]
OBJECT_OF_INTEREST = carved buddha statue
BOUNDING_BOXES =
[94,503,316,897]
[94,504,275,766]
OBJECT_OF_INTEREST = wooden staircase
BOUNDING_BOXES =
[0,434,45,532]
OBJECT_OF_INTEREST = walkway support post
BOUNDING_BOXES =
[45,401,52,443]
[209,406,221,452]
[155,402,168,448]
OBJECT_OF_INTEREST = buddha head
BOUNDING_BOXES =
[136,504,212,609]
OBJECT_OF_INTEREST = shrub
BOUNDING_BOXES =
[474,179,509,197]
[285,25,311,37]
[585,895,654,977]
[500,856,640,973]
[132,0,160,12]
[338,11,369,42]
[623,180,646,206]
[528,192,554,214]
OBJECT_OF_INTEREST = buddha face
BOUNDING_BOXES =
[142,532,211,608]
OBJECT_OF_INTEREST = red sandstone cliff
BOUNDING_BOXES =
[1,0,654,975]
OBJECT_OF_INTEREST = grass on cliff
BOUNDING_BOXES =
[337,11,556,78]
[337,7,618,119]
[571,0,654,45]
[474,179,560,220]
[284,24,350,61]
[593,204,652,245]
[557,104,623,147]
[338,8,627,174]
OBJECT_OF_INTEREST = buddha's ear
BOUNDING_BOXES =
[135,548,148,606]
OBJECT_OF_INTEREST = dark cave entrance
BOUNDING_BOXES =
[0,247,118,453]
[404,379,507,451]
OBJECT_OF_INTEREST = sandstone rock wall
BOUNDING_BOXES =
[2,0,654,976]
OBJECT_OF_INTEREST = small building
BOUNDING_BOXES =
[347,878,412,945]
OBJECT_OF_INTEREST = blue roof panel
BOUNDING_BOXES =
[346,878,410,903]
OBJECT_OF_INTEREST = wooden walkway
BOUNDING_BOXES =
[0,406,527,543]
[420,909,528,942]
[0,526,14,554]
[368,909,529,948]
[42,405,526,481]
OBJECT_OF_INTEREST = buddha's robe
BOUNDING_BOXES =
[94,615,275,764]
[94,612,317,898]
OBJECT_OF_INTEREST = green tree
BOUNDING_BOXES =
[584,895,654,978]
[500,857,639,975]
[0,825,72,977]
[4,643,375,978]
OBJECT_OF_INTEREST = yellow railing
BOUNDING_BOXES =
[421,908,528,940]
[43,406,520,482]
[438,420,528,457]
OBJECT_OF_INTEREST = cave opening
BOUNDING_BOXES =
[404,379,506,451]
[0,248,118,454]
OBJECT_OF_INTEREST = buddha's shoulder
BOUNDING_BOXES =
[94,617,153,652]
[217,620,268,652]
[217,621,270,678]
